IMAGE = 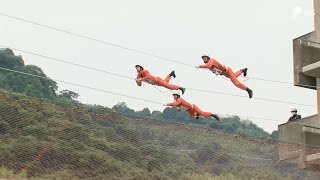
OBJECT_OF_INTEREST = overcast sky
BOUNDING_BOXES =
[0,0,316,133]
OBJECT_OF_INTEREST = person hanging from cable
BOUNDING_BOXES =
[165,90,219,121]
[196,55,253,98]
[135,65,186,94]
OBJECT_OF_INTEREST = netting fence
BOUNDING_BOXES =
[0,92,319,180]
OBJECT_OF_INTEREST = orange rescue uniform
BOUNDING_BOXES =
[167,97,212,118]
[136,70,180,90]
[199,59,247,90]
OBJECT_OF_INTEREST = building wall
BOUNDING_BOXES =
[293,32,317,89]
[315,0,320,37]
[293,0,320,124]
[278,1,320,169]
[278,122,304,161]
[299,114,319,127]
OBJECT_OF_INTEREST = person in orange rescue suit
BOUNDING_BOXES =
[197,55,253,98]
[165,90,219,121]
[135,65,186,94]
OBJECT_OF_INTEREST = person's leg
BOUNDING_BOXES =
[156,77,186,94]
[155,77,180,90]
[164,75,171,83]
[226,68,247,90]
[235,68,247,77]
[234,69,243,78]
[188,110,196,118]
[193,104,212,118]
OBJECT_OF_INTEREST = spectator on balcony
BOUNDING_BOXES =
[288,108,301,122]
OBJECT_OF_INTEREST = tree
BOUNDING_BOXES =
[136,108,151,117]
[112,102,135,116]
[59,90,79,100]
[0,48,24,69]
[0,49,58,99]
[151,110,162,119]
[22,65,58,99]
[271,130,279,140]
[162,107,178,120]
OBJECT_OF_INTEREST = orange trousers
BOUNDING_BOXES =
[187,104,212,118]
[224,68,247,90]
[155,75,180,90]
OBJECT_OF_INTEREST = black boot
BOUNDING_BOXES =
[169,71,176,78]
[179,87,185,94]
[211,114,220,121]
[246,88,253,98]
[242,68,248,77]
[196,114,200,119]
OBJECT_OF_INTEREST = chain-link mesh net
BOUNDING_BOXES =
[0,93,319,180]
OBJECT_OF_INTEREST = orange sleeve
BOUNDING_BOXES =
[211,59,225,71]
[167,98,182,107]
[198,64,210,69]
[139,70,154,81]
[136,73,142,86]
[136,79,142,86]
[198,59,214,69]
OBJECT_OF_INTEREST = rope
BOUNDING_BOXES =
[220,75,230,82]
[0,88,285,124]
[0,12,193,68]
[0,12,319,88]
[0,45,134,81]
[0,46,316,107]
[152,85,171,93]
[0,65,314,108]
[0,66,316,123]
[0,67,163,106]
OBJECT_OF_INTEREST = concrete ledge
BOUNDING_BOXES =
[278,114,318,127]
[299,39,320,48]
[299,39,320,77]
[302,61,320,77]
[302,61,320,73]
[306,153,320,162]
[279,150,302,160]
[305,153,320,169]
[293,32,317,89]
[303,126,320,134]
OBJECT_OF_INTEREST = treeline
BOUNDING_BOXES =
[0,48,274,138]
[112,102,272,138]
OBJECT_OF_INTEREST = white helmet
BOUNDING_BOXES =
[172,90,181,96]
[201,54,210,59]
[291,108,297,112]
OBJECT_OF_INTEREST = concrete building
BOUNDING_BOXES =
[278,0,320,170]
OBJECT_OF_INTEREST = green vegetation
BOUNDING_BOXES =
[189,166,293,180]
[112,102,270,138]
[0,166,27,179]
[1,97,311,179]
[0,48,57,99]
[271,130,279,140]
